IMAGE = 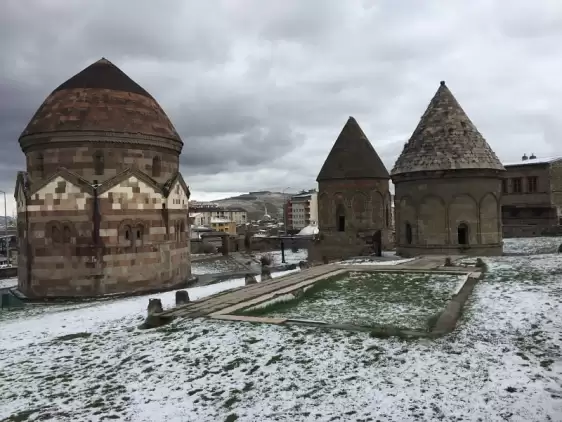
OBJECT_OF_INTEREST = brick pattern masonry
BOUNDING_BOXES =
[14,58,192,298]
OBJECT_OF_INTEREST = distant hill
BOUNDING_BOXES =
[213,191,296,221]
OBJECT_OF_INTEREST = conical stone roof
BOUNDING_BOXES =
[317,117,390,181]
[391,81,504,176]
[19,58,181,146]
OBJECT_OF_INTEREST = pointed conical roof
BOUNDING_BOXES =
[391,81,504,176]
[316,117,390,181]
[53,57,152,97]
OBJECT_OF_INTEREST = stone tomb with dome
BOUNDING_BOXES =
[14,58,191,298]
[391,81,505,257]
[310,117,393,262]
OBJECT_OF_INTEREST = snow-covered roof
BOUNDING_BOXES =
[297,224,319,236]
[503,157,562,167]
[211,217,232,224]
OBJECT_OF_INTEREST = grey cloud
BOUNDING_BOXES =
[1,0,562,203]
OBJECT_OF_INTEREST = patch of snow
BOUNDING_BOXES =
[0,277,17,289]
[337,257,417,266]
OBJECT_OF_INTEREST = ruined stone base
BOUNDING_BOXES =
[397,243,503,257]
[307,232,372,262]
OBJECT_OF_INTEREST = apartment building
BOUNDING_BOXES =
[501,154,562,237]
[210,217,237,235]
[285,190,318,230]
[189,203,248,226]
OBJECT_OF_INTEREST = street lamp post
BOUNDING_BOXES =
[0,190,8,266]
[282,187,291,236]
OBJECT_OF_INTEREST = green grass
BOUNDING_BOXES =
[238,271,464,330]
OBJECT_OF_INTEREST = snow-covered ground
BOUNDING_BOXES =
[1,238,562,421]
[0,277,17,289]
[337,257,417,266]
[262,249,308,265]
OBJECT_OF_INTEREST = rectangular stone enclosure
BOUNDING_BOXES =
[209,269,481,337]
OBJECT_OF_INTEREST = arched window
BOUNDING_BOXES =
[336,203,346,232]
[457,223,469,245]
[94,151,104,175]
[405,222,413,245]
[51,226,61,243]
[152,156,161,178]
[124,225,132,247]
[37,153,44,177]
[62,225,72,243]
[135,224,144,247]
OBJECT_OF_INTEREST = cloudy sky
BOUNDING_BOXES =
[1,0,562,213]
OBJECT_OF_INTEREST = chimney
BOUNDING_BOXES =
[530,153,537,160]
[522,153,528,161]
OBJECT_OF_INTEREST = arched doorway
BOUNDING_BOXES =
[405,222,413,245]
[457,223,469,245]
[336,203,346,232]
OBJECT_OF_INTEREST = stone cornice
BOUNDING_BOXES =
[19,131,183,155]
[391,168,504,184]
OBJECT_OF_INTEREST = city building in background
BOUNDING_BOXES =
[289,190,318,230]
[189,203,247,226]
[501,155,562,237]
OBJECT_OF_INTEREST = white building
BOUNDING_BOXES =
[289,190,318,230]
[189,204,247,226]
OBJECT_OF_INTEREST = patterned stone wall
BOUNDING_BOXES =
[393,171,502,256]
[16,171,191,298]
[26,143,179,185]
[309,178,392,262]
[318,179,392,242]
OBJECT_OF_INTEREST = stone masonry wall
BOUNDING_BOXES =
[394,172,502,256]
[27,143,179,185]
[317,179,392,241]
[17,173,191,298]
[309,178,393,262]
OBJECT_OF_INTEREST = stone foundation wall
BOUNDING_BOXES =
[308,232,371,262]
[396,243,503,257]
[503,224,562,238]
[25,243,190,297]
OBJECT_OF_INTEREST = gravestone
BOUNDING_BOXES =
[261,265,272,281]
[298,260,310,270]
[175,290,190,305]
[147,298,163,315]
[245,274,258,285]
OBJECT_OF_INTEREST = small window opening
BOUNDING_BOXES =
[336,203,346,232]
[457,223,469,245]
[405,223,412,245]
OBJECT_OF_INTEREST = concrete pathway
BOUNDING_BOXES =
[159,255,474,320]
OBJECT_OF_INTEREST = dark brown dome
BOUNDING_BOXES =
[19,58,182,145]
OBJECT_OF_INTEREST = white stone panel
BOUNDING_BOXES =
[166,179,189,210]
